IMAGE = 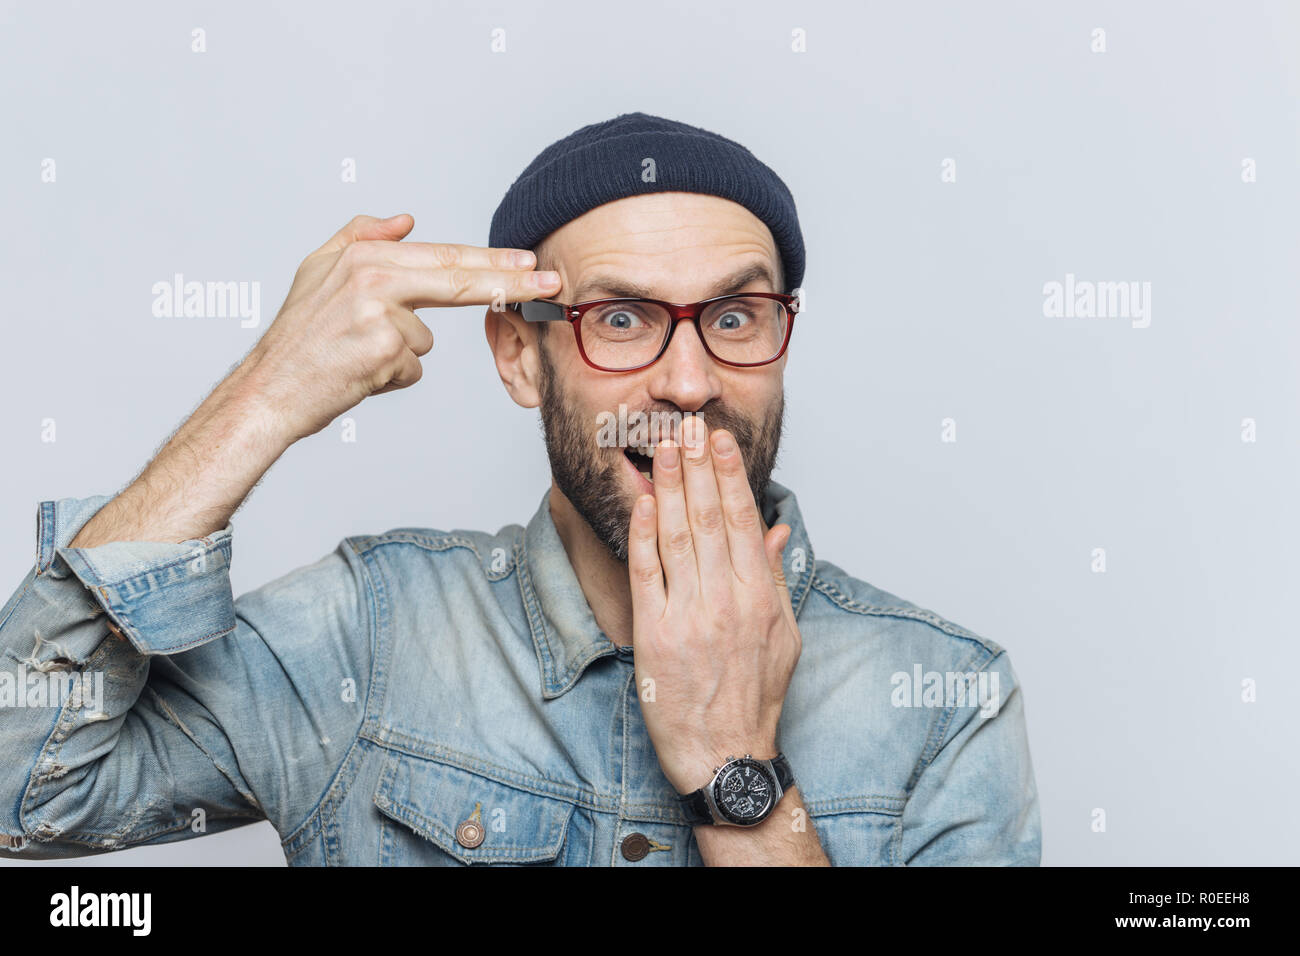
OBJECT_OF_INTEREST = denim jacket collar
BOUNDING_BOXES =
[516,480,816,700]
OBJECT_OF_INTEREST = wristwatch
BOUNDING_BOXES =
[677,753,795,827]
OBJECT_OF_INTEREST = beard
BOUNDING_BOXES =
[537,338,784,563]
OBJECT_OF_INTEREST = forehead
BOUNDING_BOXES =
[540,192,781,302]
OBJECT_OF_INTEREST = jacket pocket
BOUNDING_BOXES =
[373,748,577,865]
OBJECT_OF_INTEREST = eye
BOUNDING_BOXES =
[711,308,753,331]
[599,309,646,330]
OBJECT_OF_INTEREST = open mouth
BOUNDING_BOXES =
[623,445,655,483]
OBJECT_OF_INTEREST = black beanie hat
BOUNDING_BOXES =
[488,111,805,294]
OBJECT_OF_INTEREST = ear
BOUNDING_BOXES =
[485,305,542,409]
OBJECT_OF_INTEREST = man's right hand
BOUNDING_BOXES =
[67,214,558,548]
[242,213,560,442]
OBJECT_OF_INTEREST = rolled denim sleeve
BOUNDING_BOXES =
[0,495,372,859]
[51,499,238,656]
[899,650,1042,865]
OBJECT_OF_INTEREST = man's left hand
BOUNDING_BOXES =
[626,414,801,795]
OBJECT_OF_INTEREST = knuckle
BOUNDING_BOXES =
[692,504,725,534]
[350,265,388,291]
[633,562,662,587]
[356,297,387,325]
[444,268,473,300]
[339,241,367,268]
[726,502,760,532]
[666,527,695,557]
[432,243,463,269]
[371,323,406,359]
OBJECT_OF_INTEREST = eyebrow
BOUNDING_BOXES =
[570,261,778,304]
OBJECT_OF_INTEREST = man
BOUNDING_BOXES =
[0,112,1040,865]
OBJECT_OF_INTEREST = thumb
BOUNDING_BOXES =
[355,213,414,242]
[764,524,800,632]
[764,523,792,592]
[316,213,414,256]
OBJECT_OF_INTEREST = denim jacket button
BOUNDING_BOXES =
[620,832,650,861]
[456,819,485,849]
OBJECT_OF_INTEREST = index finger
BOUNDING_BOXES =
[345,261,561,310]
[330,240,561,308]
[354,240,543,274]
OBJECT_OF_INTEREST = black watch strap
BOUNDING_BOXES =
[680,787,713,827]
[678,754,795,826]
[770,753,795,792]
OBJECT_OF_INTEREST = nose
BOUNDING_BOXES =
[644,317,723,414]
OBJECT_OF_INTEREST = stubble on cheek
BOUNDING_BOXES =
[538,344,637,562]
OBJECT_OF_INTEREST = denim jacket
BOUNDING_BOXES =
[0,481,1040,865]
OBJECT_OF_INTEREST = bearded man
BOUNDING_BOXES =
[0,113,1040,866]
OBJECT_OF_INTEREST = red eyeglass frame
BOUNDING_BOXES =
[511,292,799,373]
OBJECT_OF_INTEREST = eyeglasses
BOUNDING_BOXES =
[512,292,799,372]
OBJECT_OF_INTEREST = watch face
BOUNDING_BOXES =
[712,758,777,825]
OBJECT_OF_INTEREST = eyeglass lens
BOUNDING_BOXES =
[578,297,789,370]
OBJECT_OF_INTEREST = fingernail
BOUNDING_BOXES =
[711,430,736,456]
[683,415,706,455]
[637,496,655,517]
[532,271,559,287]
[513,250,535,268]
[657,441,679,468]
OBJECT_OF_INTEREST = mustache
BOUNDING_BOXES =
[596,401,759,451]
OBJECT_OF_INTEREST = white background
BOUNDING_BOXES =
[1,0,1296,865]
